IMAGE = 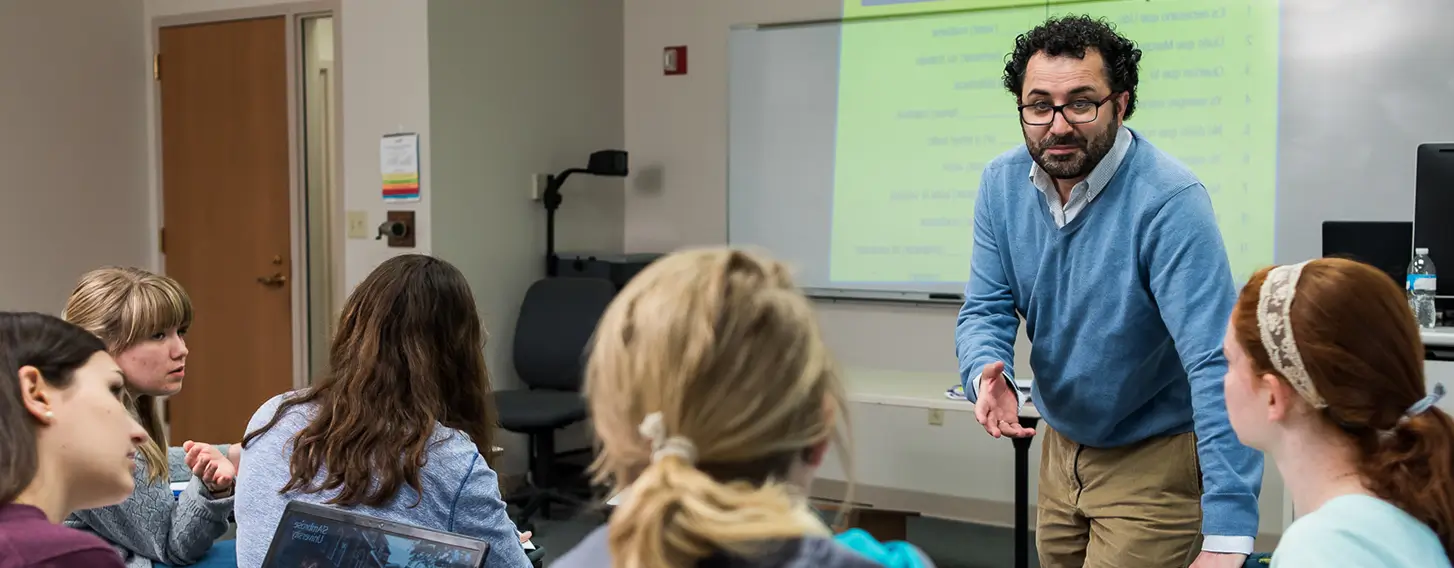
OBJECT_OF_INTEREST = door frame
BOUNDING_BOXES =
[151,2,344,393]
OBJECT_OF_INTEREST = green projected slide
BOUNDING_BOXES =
[830,0,1278,286]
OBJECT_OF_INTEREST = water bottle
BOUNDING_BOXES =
[1408,247,1438,329]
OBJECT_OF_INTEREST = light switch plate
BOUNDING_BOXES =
[346,211,368,239]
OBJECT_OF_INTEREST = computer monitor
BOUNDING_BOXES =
[1321,221,1412,288]
[1416,143,1454,309]
[261,501,489,568]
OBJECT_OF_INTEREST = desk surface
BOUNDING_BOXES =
[844,368,1040,418]
[1424,328,1454,347]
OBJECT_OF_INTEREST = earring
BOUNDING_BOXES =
[43,411,54,419]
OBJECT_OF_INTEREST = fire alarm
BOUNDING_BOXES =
[664,45,688,76]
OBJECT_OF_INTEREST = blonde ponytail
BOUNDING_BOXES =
[586,248,857,567]
[610,456,829,567]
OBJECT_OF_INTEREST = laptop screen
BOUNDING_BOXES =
[263,502,487,568]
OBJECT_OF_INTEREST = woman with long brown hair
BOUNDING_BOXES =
[61,267,237,568]
[1224,257,1453,567]
[233,254,530,568]
[556,248,931,568]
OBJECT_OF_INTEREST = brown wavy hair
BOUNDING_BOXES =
[242,254,498,507]
[62,267,193,485]
[1233,257,1454,555]
[586,248,852,567]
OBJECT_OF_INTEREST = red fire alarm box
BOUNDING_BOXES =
[664,45,688,75]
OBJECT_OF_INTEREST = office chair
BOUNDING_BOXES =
[496,277,615,527]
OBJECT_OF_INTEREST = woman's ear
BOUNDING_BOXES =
[1261,373,1297,423]
[805,438,830,468]
[17,365,54,425]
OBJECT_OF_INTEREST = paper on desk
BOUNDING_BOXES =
[945,379,1032,403]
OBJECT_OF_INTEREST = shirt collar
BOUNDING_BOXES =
[1029,125,1133,201]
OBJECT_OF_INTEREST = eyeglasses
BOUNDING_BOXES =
[1018,93,1117,126]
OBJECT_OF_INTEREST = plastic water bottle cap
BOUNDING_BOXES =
[1417,248,1430,255]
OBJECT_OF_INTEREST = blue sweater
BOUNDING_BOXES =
[954,131,1263,538]
[233,394,530,568]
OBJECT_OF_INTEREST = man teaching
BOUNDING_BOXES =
[954,15,1263,568]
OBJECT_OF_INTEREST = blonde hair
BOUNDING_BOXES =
[585,248,853,567]
[62,267,193,484]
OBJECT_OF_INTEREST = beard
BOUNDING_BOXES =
[1026,118,1119,180]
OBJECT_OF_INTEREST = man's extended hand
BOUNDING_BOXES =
[1189,551,1248,568]
[974,361,1034,438]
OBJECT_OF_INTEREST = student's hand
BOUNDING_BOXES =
[974,362,1035,438]
[1190,551,1247,568]
[518,531,533,544]
[227,443,242,469]
[183,440,236,496]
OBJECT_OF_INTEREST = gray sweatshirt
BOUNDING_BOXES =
[64,446,235,568]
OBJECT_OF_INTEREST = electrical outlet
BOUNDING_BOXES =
[530,174,549,200]
[927,408,944,426]
[346,211,369,239]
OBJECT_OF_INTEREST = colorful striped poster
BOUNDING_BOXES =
[381,133,420,202]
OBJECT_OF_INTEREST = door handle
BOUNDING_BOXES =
[256,273,288,287]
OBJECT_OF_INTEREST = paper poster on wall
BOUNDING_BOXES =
[381,133,421,202]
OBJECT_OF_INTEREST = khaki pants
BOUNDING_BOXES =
[1036,427,1203,568]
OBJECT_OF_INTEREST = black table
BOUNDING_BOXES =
[1012,413,1041,568]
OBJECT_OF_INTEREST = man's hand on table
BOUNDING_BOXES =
[974,361,1035,438]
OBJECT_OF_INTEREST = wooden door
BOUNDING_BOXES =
[158,17,293,445]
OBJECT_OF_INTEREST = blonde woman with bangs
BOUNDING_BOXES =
[61,267,238,568]
[555,248,933,568]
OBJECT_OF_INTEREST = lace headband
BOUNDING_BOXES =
[1257,261,1327,408]
[1259,261,1447,421]
[638,412,698,465]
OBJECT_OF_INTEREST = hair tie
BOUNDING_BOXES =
[638,412,698,465]
[1403,383,1445,420]
[1378,383,1446,439]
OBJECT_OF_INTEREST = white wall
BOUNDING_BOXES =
[143,0,432,291]
[623,0,1286,536]
[428,0,626,476]
[0,0,150,312]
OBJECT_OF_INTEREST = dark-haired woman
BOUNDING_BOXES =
[233,255,529,568]
[0,312,148,567]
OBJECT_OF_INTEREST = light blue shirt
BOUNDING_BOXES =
[234,394,531,568]
[1029,125,1133,228]
[1274,494,1450,568]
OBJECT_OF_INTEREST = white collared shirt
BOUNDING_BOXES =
[1029,125,1133,228]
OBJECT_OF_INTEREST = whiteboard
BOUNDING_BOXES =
[727,0,1454,301]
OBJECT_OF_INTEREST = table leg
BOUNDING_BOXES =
[1012,416,1040,568]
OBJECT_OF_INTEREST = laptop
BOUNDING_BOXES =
[1322,221,1413,288]
[261,500,490,568]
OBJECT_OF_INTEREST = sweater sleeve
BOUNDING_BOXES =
[955,171,1021,401]
[67,453,233,565]
[448,453,532,568]
[1143,184,1264,539]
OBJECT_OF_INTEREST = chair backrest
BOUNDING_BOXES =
[512,277,617,391]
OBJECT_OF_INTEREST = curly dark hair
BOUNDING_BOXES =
[1003,15,1143,120]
